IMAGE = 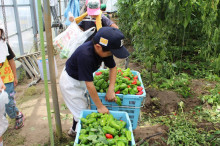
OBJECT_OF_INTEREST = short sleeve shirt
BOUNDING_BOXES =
[65,41,116,81]
[79,14,114,41]
[6,43,15,60]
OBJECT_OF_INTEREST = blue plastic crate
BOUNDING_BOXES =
[90,70,146,129]
[94,70,146,98]
[74,110,136,146]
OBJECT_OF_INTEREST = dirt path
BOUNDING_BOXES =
[4,56,74,145]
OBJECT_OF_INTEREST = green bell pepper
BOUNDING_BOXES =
[122,88,128,95]
[87,118,96,124]
[95,86,100,91]
[115,96,122,106]
[107,139,116,145]
[100,117,107,127]
[81,118,88,124]
[125,130,132,141]
[89,131,95,135]
[109,120,121,130]
[96,79,105,87]
[137,80,141,86]
[119,83,127,90]
[103,126,117,136]
[79,134,89,144]
[90,112,98,118]
[116,141,125,146]
[114,85,120,92]
[117,121,126,129]
[80,129,87,134]
[100,89,104,93]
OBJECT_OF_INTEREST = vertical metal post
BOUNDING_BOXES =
[30,0,38,52]
[43,0,62,139]
[37,0,54,145]
[12,0,24,55]
[59,0,62,20]
[64,0,67,9]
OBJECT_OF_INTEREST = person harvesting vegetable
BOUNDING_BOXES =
[59,27,129,137]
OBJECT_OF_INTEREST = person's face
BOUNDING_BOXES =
[94,44,112,57]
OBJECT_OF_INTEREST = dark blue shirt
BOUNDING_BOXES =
[66,41,116,81]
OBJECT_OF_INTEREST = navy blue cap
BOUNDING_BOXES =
[93,27,130,59]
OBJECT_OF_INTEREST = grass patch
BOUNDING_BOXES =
[17,86,44,104]
[3,119,26,145]
[43,132,75,146]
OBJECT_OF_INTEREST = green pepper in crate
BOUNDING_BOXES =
[122,78,129,84]
[122,88,128,95]
[95,86,100,91]
[97,113,103,118]
[103,126,117,136]
[81,118,88,124]
[80,129,87,134]
[109,120,121,130]
[114,85,120,92]
[115,96,122,106]
[101,82,108,89]
[87,118,96,124]
[96,79,104,87]
[137,80,141,86]
[107,139,116,145]
[118,80,123,85]
[89,131,95,135]
[100,117,107,126]
[117,120,126,129]
[90,112,98,118]
[100,89,104,93]
[79,134,89,144]
[120,83,127,90]
[125,130,132,141]
[116,141,125,146]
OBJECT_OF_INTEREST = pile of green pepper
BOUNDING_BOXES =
[76,112,133,146]
[94,68,144,96]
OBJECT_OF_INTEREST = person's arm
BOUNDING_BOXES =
[0,77,6,92]
[69,15,85,31]
[110,23,119,29]
[8,59,18,86]
[86,81,109,114]
[6,44,17,86]
[105,66,117,102]
[102,15,119,29]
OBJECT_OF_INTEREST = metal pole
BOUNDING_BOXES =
[43,0,62,139]
[37,0,54,145]
[59,0,62,20]
[12,0,24,55]
[30,0,38,52]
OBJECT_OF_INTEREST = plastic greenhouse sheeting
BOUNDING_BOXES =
[106,0,118,12]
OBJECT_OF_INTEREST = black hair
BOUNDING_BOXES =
[92,38,109,52]
[0,29,5,41]
[101,7,106,11]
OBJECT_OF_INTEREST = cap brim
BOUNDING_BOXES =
[87,8,100,15]
[110,46,130,59]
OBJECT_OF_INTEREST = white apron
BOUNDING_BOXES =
[59,69,88,122]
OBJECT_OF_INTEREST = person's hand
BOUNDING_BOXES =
[0,84,6,92]
[105,87,116,102]
[69,16,75,22]
[14,77,18,87]
[97,105,109,114]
